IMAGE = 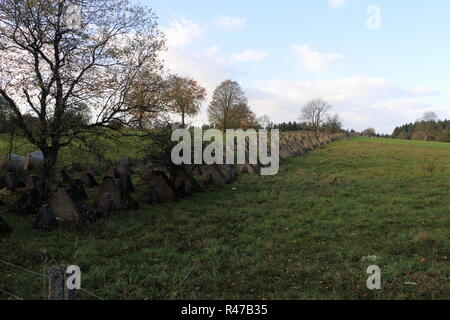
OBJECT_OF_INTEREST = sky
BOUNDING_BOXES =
[137,0,450,134]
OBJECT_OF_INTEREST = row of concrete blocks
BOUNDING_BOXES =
[0,133,344,232]
[279,132,345,161]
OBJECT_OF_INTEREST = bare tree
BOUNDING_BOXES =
[421,111,438,123]
[208,80,248,131]
[0,0,165,183]
[420,111,438,141]
[324,113,343,134]
[300,98,331,137]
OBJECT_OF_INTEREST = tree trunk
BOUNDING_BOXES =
[7,127,15,156]
[42,150,58,199]
[181,112,185,128]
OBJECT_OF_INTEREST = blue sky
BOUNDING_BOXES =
[138,0,450,133]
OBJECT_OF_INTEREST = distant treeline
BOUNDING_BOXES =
[270,121,310,132]
[268,121,347,134]
[393,120,450,142]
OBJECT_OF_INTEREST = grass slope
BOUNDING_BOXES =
[0,137,449,300]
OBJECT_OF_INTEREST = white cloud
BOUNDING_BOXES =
[163,18,204,48]
[162,50,234,126]
[159,18,446,133]
[329,0,347,8]
[247,76,441,134]
[293,45,343,72]
[231,50,268,63]
[214,16,246,31]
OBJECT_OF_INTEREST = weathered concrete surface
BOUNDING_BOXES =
[50,186,81,222]
[145,171,177,203]
[33,206,57,231]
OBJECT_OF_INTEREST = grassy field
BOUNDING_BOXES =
[0,137,449,300]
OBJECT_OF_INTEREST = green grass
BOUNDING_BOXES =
[0,137,449,300]
[356,136,450,149]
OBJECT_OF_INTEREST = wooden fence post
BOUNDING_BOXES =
[48,266,78,300]
[48,266,65,300]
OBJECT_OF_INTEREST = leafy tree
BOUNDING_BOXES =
[439,127,450,142]
[166,75,206,128]
[0,0,165,182]
[127,73,169,130]
[227,103,258,130]
[208,80,248,131]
